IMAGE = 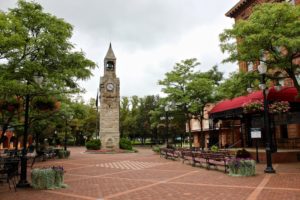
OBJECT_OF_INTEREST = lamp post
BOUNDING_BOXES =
[64,115,73,151]
[160,105,174,147]
[64,125,67,151]
[257,63,275,174]
[17,73,44,188]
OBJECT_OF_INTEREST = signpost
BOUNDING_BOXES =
[251,128,261,163]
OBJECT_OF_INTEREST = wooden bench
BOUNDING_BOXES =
[165,148,180,160]
[31,149,57,168]
[181,150,194,164]
[160,148,180,160]
[159,148,167,158]
[206,153,229,173]
[193,151,209,168]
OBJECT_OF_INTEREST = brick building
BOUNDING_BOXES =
[206,0,300,155]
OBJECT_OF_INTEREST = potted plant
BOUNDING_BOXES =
[243,100,290,114]
[228,158,256,176]
[0,98,20,112]
[31,166,67,189]
[243,100,264,114]
[269,101,290,114]
[32,96,56,111]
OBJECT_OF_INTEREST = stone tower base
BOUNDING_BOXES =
[100,133,119,150]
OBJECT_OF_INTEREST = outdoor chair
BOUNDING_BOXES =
[31,149,57,168]
[0,157,19,191]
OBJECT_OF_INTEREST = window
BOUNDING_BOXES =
[280,125,288,139]
[106,61,114,71]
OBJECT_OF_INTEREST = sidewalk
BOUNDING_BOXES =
[1,147,299,200]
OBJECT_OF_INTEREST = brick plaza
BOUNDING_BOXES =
[1,147,300,200]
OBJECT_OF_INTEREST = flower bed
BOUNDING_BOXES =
[228,158,256,176]
[31,166,67,189]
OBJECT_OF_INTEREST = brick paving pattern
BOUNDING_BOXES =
[0,147,299,200]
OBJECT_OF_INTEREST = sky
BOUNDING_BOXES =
[0,0,239,101]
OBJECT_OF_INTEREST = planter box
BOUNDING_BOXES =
[228,159,256,176]
[31,167,66,189]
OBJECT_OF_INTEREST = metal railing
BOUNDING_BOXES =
[277,138,300,149]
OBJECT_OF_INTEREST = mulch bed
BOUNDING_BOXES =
[85,149,136,154]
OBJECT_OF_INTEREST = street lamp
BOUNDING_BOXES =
[257,63,276,173]
[64,115,73,151]
[17,73,44,188]
[160,105,174,147]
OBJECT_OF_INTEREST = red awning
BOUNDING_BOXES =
[210,87,299,115]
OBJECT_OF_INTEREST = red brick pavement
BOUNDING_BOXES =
[0,147,299,200]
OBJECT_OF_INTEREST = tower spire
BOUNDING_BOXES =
[105,43,116,60]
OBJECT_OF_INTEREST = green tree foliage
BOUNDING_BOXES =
[158,59,224,148]
[31,97,98,148]
[119,138,133,150]
[159,58,199,106]
[217,71,260,99]
[220,3,300,92]
[120,97,131,138]
[158,58,200,148]
[0,0,95,141]
[120,95,160,144]
[0,0,95,94]
[85,139,101,150]
[187,67,223,149]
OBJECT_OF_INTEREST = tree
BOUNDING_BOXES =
[138,95,160,144]
[198,65,223,86]
[159,58,200,148]
[0,0,95,141]
[82,98,98,140]
[120,97,131,138]
[217,71,260,99]
[220,3,300,93]
[120,95,160,144]
[188,76,215,149]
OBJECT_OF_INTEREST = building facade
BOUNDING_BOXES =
[207,0,300,152]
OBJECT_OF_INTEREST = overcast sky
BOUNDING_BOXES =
[0,0,239,101]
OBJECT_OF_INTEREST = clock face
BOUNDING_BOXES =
[106,83,114,91]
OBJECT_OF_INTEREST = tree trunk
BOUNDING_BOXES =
[187,116,192,149]
[200,114,205,150]
[286,68,300,96]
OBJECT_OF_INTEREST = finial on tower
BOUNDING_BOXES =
[105,43,116,60]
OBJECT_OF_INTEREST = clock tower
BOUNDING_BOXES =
[99,43,120,149]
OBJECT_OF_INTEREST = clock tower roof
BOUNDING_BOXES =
[105,43,116,60]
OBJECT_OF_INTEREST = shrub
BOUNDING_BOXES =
[236,148,251,159]
[57,150,70,159]
[67,140,75,146]
[152,146,160,153]
[210,145,219,153]
[85,139,101,150]
[119,138,132,150]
